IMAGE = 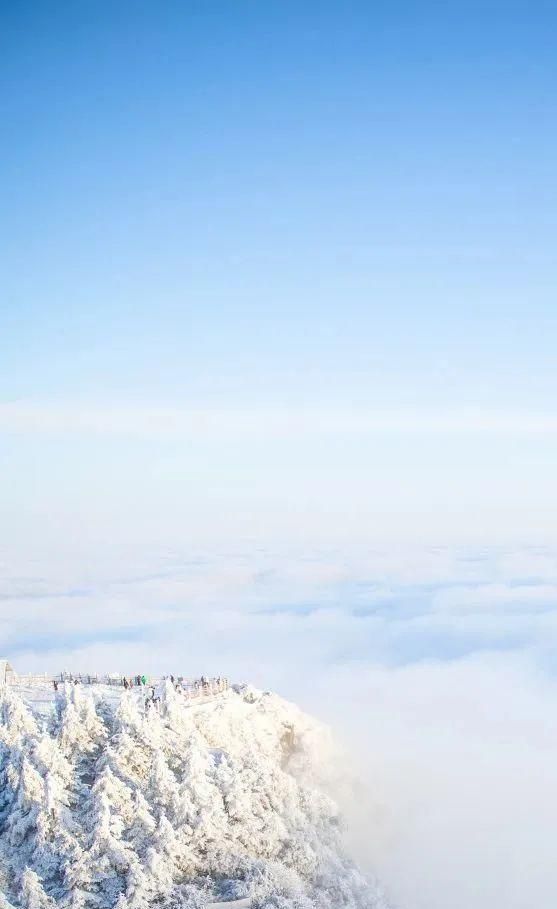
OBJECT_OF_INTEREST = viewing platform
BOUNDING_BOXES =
[0,661,230,700]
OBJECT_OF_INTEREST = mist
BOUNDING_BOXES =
[309,654,557,909]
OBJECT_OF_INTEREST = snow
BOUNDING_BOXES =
[0,681,390,909]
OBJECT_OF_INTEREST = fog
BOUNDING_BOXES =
[309,654,557,909]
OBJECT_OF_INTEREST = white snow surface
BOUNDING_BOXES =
[0,681,389,909]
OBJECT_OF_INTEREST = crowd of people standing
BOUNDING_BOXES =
[53,673,230,697]
[123,675,147,689]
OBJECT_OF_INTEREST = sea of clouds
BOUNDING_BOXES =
[1,540,556,909]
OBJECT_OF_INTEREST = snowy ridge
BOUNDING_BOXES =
[0,682,389,909]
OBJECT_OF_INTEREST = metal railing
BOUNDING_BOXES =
[6,673,230,696]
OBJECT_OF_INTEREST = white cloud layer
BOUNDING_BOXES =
[320,654,557,909]
[2,399,557,437]
[0,541,556,908]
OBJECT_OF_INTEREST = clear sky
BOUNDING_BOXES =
[1,0,556,547]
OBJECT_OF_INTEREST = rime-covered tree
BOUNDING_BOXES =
[0,684,390,909]
[20,869,55,909]
[56,687,106,764]
[0,891,17,909]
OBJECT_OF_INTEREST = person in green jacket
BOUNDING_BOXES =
[141,674,147,686]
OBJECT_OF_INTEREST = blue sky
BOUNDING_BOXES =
[1,1,556,547]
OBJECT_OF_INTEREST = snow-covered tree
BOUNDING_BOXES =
[56,686,106,763]
[0,892,17,909]
[0,690,39,743]
[0,684,390,909]
[4,757,44,849]
[148,752,181,821]
[20,869,54,909]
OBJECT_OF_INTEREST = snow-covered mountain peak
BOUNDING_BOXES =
[0,682,389,909]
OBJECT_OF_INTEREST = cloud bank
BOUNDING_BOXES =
[2,400,557,437]
[1,541,556,908]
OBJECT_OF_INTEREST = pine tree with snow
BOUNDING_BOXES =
[0,690,39,743]
[0,684,391,909]
[29,735,83,895]
[148,751,181,822]
[0,890,18,909]
[20,869,54,909]
[4,757,44,850]
[56,686,106,763]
